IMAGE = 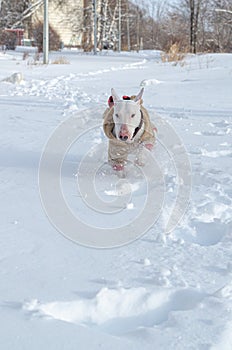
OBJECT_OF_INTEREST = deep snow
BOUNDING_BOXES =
[0,49,232,349]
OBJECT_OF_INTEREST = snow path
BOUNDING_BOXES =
[0,50,232,349]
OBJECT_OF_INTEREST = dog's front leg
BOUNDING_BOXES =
[108,140,128,171]
[134,143,146,167]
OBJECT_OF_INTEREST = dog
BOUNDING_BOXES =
[103,88,156,171]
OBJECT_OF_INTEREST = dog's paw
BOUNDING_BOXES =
[144,143,154,151]
[113,164,124,171]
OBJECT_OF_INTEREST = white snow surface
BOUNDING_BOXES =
[0,49,232,349]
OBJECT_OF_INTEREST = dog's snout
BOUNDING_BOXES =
[119,135,128,141]
[119,124,130,141]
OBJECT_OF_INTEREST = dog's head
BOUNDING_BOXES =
[111,88,144,143]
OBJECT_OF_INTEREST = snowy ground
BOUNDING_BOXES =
[0,49,232,349]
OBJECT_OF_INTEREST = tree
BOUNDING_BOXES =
[211,0,232,52]
[1,0,231,53]
[0,0,31,29]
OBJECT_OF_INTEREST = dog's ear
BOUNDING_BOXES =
[111,88,120,102]
[134,88,144,104]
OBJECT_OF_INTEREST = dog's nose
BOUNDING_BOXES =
[119,124,130,141]
[119,135,128,141]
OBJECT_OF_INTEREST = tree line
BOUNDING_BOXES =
[0,0,232,53]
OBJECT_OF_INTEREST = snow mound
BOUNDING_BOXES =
[104,181,141,196]
[140,78,162,86]
[25,287,170,325]
[2,72,24,84]
[24,286,206,335]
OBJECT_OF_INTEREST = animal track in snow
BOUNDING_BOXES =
[190,220,230,246]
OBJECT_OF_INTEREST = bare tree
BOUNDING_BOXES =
[82,0,93,51]
[1,0,231,53]
[212,0,232,52]
[0,0,31,28]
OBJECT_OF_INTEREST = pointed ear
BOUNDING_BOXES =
[134,88,144,103]
[111,88,120,102]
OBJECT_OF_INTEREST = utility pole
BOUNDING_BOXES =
[118,0,121,52]
[126,0,130,51]
[43,0,49,64]
[93,0,97,54]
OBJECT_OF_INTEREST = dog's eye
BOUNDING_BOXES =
[115,113,119,118]
[131,114,135,118]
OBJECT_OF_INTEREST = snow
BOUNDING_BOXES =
[0,49,232,349]
[24,286,173,332]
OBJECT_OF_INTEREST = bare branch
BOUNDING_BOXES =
[215,9,232,15]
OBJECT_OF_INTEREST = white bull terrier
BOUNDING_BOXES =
[103,88,157,171]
